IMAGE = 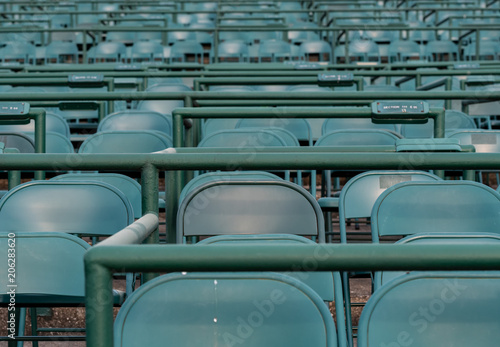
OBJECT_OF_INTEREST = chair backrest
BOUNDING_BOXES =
[169,40,205,63]
[179,171,283,203]
[358,272,500,347]
[217,40,249,62]
[236,118,312,145]
[288,22,320,44]
[98,110,172,136]
[114,272,341,347]
[0,42,37,64]
[0,181,133,236]
[44,40,79,64]
[197,234,338,302]
[201,118,241,138]
[0,232,88,301]
[371,181,500,242]
[334,40,379,63]
[0,111,70,138]
[261,128,300,146]
[166,23,196,44]
[129,41,164,63]
[106,26,137,45]
[0,132,35,153]
[24,131,74,154]
[447,130,500,153]
[78,130,172,154]
[401,110,477,139]
[177,180,325,242]
[197,129,289,148]
[315,130,401,147]
[321,118,399,135]
[87,41,127,63]
[338,171,441,243]
[407,22,437,43]
[50,172,142,219]
[350,39,380,62]
[425,40,459,61]
[375,232,500,289]
[220,31,252,45]
[387,39,422,62]
[298,40,332,62]
[463,40,499,60]
[136,83,192,117]
[258,40,292,62]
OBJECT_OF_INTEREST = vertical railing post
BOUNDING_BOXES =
[33,108,46,180]
[84,259,114,347]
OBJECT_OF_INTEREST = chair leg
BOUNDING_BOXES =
[126,273,137,297]
[342,271,354,347]
[7,307,23,347]
[16,308,26,347]
[30,308,38,347]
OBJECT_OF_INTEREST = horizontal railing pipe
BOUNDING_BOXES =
[1,152,499,171]
[85,242,500,347]
[95,213,159,247]
[0,90,497,102]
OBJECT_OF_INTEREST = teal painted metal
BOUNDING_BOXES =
[371,181,500,241]
[177,180,325,241]
[0,150,497,243]
[0,107,45,180]
[85,242,500,346]
[113,272,342,347]
[1,151,498,171]
[16,67,498,80]
[19,61,500,74]
[0,181,134,237]
[140,164,159,264]
[375,232,500,289]
[358,272,500,347]
[0,91,498,104]
[193,76,364,91]
[171,106,446,147]
[0,77,116,114]
[96,213,159,247]
[50,173,143,219]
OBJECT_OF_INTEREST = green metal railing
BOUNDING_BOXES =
[0,106,46,180]
[2,150,500,243]
[0,24,498,62]
[193,75,365,91]
[84,239,500,347]
[171,105,446,146]
[16,60,500,74]
[0,77,118,114]
[5,67,500,91]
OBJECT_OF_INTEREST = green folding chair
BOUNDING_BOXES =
[197,234,339,303]
[374,232,500,290]
[334,171,441,346]
[401,110,477,139]
[371,180,500,244]
[0,181,133,237]
[447,130,500,185]
[78,130,172,154]
[358,272,500,347]
[179,171,282,204]
[114,272,346,347]
[0,232,125,344]
[177,180,325,243]
[98,110,172,137]
[50,172,142,219]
